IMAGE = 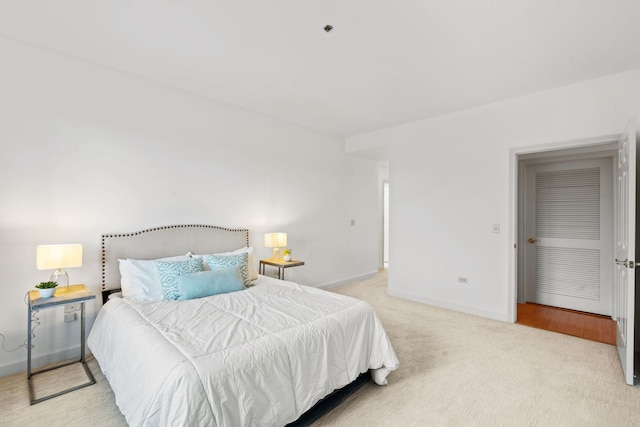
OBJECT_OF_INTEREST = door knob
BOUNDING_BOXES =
[528,238,538,244]
[615,258,636,268]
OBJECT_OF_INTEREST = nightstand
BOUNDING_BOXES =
[259,258,305,280]
[27,284,96,405]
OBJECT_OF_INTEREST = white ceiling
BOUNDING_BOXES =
[2,1,640,138]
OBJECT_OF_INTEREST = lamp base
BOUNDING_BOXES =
[271,248,281,260]
[51,269,69,289]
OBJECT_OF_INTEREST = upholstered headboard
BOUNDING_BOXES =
[101,224,249,301]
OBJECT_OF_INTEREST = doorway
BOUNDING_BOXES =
[383,180,389,269]
[522,157,613,315]
[516,142,618,337]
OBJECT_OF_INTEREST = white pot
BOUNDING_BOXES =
[38,288,56,298]
[284,254,292,262]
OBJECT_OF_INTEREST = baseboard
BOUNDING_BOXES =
[387,288,509,322]
[318,271,379,290]
[0,345,87,378]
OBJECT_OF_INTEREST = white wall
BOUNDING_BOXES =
[0,36,380,376]
[347,68,640,321]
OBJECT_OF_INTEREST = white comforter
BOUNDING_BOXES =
[88,275,399,426]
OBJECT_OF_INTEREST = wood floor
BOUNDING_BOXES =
[517,303,616,345]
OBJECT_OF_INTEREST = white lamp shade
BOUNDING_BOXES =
[264,233,287,248]
[36,244,83,270]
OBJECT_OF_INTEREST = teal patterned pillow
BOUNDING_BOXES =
[205,252,250,287]
[155,257,204,301]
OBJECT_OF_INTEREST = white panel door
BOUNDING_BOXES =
[524,158,613,315]
[614,120,636,385]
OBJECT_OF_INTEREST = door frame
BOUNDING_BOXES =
[508,134,620,323]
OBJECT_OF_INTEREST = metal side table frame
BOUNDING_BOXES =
[27,284,96,405]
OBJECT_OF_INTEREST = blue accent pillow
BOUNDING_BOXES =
[205,252,251,287]
[155,257,204,301]
[175,267,244,300]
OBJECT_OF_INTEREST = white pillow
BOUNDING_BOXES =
[191,246,258,281]
[118,254,189,300]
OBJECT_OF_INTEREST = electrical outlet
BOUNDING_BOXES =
[457,276,469,284]
[64,304,81,313]
[492,224,500,234]
[64,312,77,322]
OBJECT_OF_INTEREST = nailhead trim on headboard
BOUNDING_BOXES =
[101,224,250,291]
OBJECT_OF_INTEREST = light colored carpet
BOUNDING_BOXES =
[318,270,640,426]
[0,357,127,427]
[2,270,640,426]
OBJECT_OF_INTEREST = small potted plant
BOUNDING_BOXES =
[36,281,58,298]
[283,249,292,262]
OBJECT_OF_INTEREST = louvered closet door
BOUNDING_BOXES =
[524,158,613,315]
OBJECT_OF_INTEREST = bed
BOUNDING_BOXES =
[88,224,399,426]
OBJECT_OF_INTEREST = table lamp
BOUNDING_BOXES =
[264,233,287,260]
[36,244,83,289]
